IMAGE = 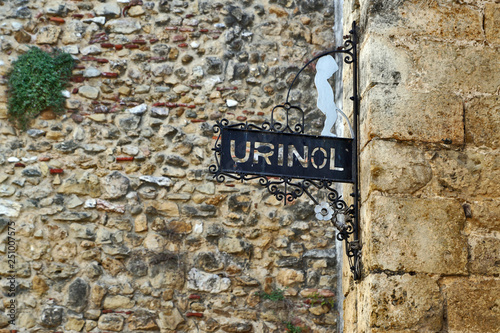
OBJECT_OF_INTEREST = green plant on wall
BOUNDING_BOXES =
[255,287,287,301]
[284,321,303,333]
[7,47,74,130]
[307,292,335,308]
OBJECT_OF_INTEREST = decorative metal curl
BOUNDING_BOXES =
[330,201,361,280]
[285,39,355,104]
[270,102,305,134]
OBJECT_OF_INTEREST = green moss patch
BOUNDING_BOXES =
[7,47,74,130]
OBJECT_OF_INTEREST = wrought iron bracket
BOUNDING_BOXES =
[210,22,361,280]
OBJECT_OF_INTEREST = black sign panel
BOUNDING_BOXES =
[220,128,354,183]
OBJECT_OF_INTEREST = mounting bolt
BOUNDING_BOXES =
[442,138,452,144]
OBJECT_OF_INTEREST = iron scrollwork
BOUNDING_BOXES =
[209,22,361,280]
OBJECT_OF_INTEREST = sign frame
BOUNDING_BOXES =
[209,22,362,280]
[219,127,355,183]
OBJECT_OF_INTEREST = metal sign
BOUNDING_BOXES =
[210,22,361,280]
[220,128,354,183]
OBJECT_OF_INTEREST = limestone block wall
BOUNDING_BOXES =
[0,0,343,332]
[343,0,500,332]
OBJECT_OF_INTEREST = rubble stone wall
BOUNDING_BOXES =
[343,0,500,332]
[0,0,342,332]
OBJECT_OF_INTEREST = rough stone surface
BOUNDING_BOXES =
[58,171,101,196]
[0,198,22,217]
[360,139,432,198]
[98,314,124,331]
[187,268,231,293]
[361,85,464,146]
[83,67,101,77]
[16,312,36,329]
[221,322,253,332]
[468,235,500,275]
[357,273,443,332]
[139,175,172,187]
[105,19,142,34]
[362,195,468,274]
[94,2,121,18]
[465,200,500,233]
[413,41,500,94]
[103,295,136,309]
[152,201,179,216]
[441,277,500,333]
[149,253,186,289]
[277,269,305,286]
[218,237,250,254]
[342,1,500,332]
[101,172,130,200]
[424,148,500,198]
[65,317,85,331]
[127,103,148,115]
[485,3,500,44]
[0,1,493,332]
[465,96,500,149]
[40,307,64,328]
[81,45,102,56]
[61,21,85,44]
[44,262,79,280]
[67,278,89,311]
[128,310,159,331]
[151,107,169,117]
[117,115,141,130]
[36,26,61,44]
[79,86,100,100]
[205,57,223,74]
[360,1,483,40]
[158,307,184,331]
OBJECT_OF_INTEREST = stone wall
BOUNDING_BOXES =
[343,0,500,332]
[0,0,342,332]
